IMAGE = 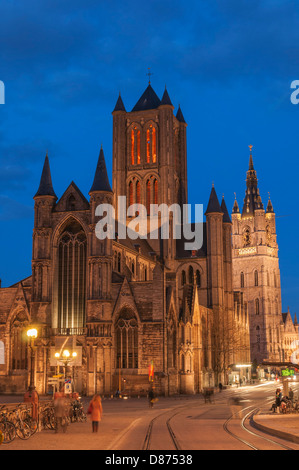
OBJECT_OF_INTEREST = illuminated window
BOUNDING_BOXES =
[131,129,135,165]
[146,180,151,214]
[130,127,141,165]
[146,125,157,164]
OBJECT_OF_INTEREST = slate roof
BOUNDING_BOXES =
[34,154,57,199]
[131,84,161,112]
[89,147,112,193]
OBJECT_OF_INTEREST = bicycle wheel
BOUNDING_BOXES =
[15,420,32,440]
[0,421,16,444]
[24,417,38,434]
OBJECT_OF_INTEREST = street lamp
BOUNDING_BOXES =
[55,349,77,379]
[26,328,38,391]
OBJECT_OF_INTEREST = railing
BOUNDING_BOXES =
[51,328,87,336]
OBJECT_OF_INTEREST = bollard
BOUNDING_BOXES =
[24,389,39,421]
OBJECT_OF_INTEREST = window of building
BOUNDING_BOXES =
[116,310,138,369]
[57,221,87,330]
[241,272,245,288]
[255,298,260,315]
[181,270,186,286]
[196,270,201,287]
[130,127,141,165]
[254,270,259,287]
[146,125,157,164]
[188,266,193,284]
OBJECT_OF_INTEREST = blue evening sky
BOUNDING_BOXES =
[0,0,298,316]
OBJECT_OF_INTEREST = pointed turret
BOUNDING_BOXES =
[131,84,161,112]
[294,313,298,326]
[34,153,57,199]
[205,185,222,215]
[113,92,126,112]
[266,195,274,213]
[242,146,264,217]
[233,195,240,214]
[89,147,112,194]
[221,196,232,223]
[176,105,186,123]
[160,86,173,107]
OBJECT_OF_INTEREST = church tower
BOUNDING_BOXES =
[31,153,57,323]
[111,82,188,259]
[232,146,283,364]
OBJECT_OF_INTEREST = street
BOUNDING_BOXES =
[1,381,299,450]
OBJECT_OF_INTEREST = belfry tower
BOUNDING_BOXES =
[232,146,283,364]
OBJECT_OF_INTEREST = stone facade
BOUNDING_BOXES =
[0,84,250,395]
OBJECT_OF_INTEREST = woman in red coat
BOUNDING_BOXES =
[88,394,103,433]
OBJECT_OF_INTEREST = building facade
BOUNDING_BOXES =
[0,84,249,395]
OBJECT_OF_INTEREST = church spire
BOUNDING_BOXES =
[89,146,112,194]
[113,92,126,112]
[205,185,222,215]
[266,193,274,213]
[221,196,232,223]
[242,145,264,217]
[34,152,57,199]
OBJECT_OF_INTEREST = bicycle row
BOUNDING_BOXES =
[0,399,86,444]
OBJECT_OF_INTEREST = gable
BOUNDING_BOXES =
[54,182,90,212]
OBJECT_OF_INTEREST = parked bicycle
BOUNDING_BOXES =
[0,405,16,444]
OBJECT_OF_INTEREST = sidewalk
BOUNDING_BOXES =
[253,411,299,444]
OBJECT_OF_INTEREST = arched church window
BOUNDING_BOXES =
[130,127,141,165]
[154,179,158,205]
[117,252,121,273]
[255,298,260,315]
[11,312,28,370]
[181,270,186,286]
[57,221,87,330]
[188,266,193,284]
[129,181,134,208]
[146,125,157,164]
[146,180,151,214]
[136,180,141,205]
[196,270,201,287]
[241,272,245,288]
[116,310,138,369]
[254,270,259,287]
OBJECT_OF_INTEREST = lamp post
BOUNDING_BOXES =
[27,328,38,391]
[24,328,39,421]
[54,349,77,393]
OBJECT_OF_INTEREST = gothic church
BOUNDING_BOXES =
[0,83,254,395]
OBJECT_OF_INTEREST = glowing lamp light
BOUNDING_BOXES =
[27,328,38,339]
[62,350,70,358]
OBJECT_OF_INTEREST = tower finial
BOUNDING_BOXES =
[146,67,153,84]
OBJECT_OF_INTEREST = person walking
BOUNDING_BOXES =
[148,387,155,408]
[275,388,282,413]
[88,394,103,433]
[54,394,68,433]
